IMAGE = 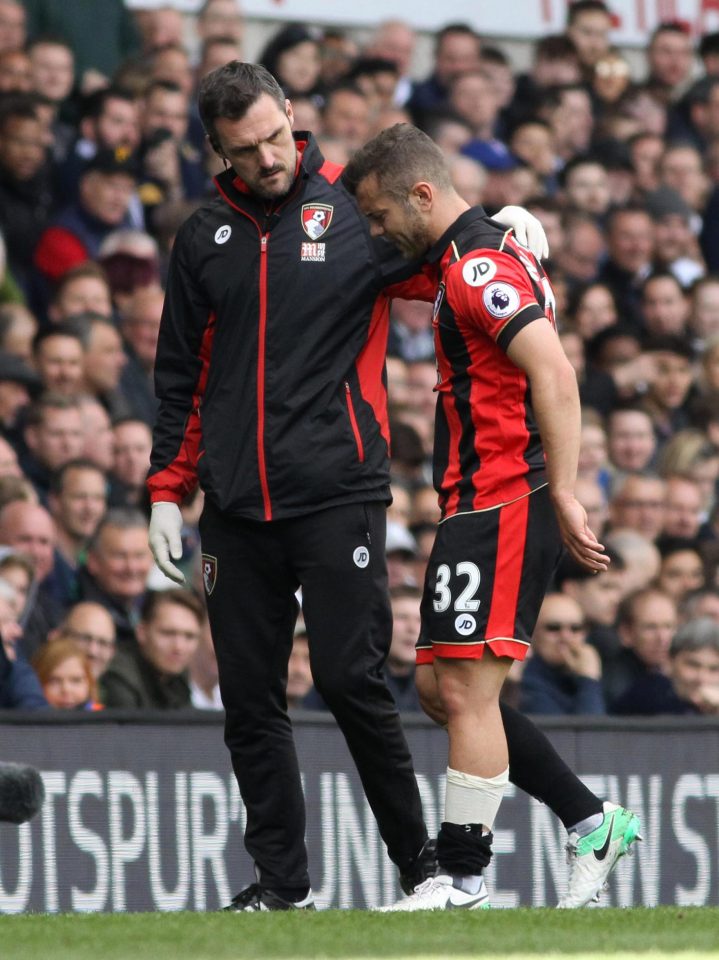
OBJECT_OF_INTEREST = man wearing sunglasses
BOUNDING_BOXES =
[519,593,605,716]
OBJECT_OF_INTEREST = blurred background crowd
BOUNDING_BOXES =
[0,0,718,719]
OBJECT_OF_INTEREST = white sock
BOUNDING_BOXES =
[453,873,484,894]
[445,765,509,831]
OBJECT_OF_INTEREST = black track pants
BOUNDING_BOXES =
[199,498,428,892]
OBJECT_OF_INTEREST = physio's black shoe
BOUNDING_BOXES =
[399,838,440,896]
[223,883,316,912]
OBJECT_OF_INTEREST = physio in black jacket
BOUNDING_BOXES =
[147,61,549,912]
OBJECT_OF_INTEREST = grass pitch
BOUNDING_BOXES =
[1,907,718,960]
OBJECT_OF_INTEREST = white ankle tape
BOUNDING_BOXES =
[445,766,509,830]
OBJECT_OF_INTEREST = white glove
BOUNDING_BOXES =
[148,502,186,585]
[494,205,549,261]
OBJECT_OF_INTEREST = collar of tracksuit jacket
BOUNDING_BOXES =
[212,131,321,220]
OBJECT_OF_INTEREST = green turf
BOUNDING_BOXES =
[0,908,718,960]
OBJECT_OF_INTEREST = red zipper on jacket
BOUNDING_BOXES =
[345,381,365,462]
[212,177,274,519]
[257,234,272,519]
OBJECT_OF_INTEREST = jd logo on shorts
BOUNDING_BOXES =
[353,546,370,569]
[214,225,231,244]
[455,614,476,636]
[202,554,218,595]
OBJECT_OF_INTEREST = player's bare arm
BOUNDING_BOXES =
[506,320,609,573]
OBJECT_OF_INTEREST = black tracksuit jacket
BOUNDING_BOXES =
[148,133,432,520]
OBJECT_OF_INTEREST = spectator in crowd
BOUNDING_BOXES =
[138,80,205,207]
[689,277,719,346]
[32,326,86,397]
[0,579,46,708]
[0,0,26,55]
[34,147,140,287]
[285,618,314,710]
[645,186,704,287]
[117,283,163,424]
[558,155,612,220]
[608,472,666,541]
[640,272,691,338]
[32,637,100,709]
[604,528,661,595]
[385,521,418,589]
[0,302,37,362]
[259,23,322,102]
[597,205,655,331]
[538,84,594,163]
[55,86,140,203]
[0,352,41,439]
[0,547,34,620]
[519,593,605,715]
[196,0,244,48]
[48,600,117,681]
[364,19,416,107]
[603,586,678,708]
[646,21,695,104]
[407,23,481,121]
[657,541,706,601]
[0,96,55,296]
[77,507,153,644]
[555,550,625,660]
[110,417,152,509]
[100,588,203,709]
[680,588,719,623]
[76,393,115,475]
[0,498,62,655]
[641,335,696,445]
[74,314,128,419]
[606,406,657,474]
[320,84,371,153]
[565,0,613,77]
[384,585,422,712]
[46,459,107,608]
[46,262,114,324]
[20,392,85,500]
[613,616,719,715]
[660,474,704,542]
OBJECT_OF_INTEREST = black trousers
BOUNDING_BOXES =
[199,498,428,892]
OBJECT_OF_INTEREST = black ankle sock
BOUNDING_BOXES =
[269,885,311,903]
[501,701,603,828]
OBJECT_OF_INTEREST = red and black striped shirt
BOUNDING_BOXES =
[426,208,557,518]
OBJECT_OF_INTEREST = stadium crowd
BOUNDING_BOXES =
[0,0,718,718]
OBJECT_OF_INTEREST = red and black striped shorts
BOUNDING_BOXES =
[416,485,564,664]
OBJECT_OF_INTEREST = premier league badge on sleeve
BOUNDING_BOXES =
[202,554,218,595]
[301,204,334,240]
[483,281,520,319]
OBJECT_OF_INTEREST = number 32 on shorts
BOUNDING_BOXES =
[433,562,481,613]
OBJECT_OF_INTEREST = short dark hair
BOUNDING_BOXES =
[50,458,107,496]
[80,86,135,123]
[534,34,579,63]
[32,322,84,355]
[140,588,205,626]
[567,0,611,26]
[198,60,284,147]
[24,391,82,428]
[434,23,479,57]
[343,123,451,200]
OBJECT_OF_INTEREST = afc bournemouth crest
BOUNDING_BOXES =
[202,554,218,595]
[301,203,333,240]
